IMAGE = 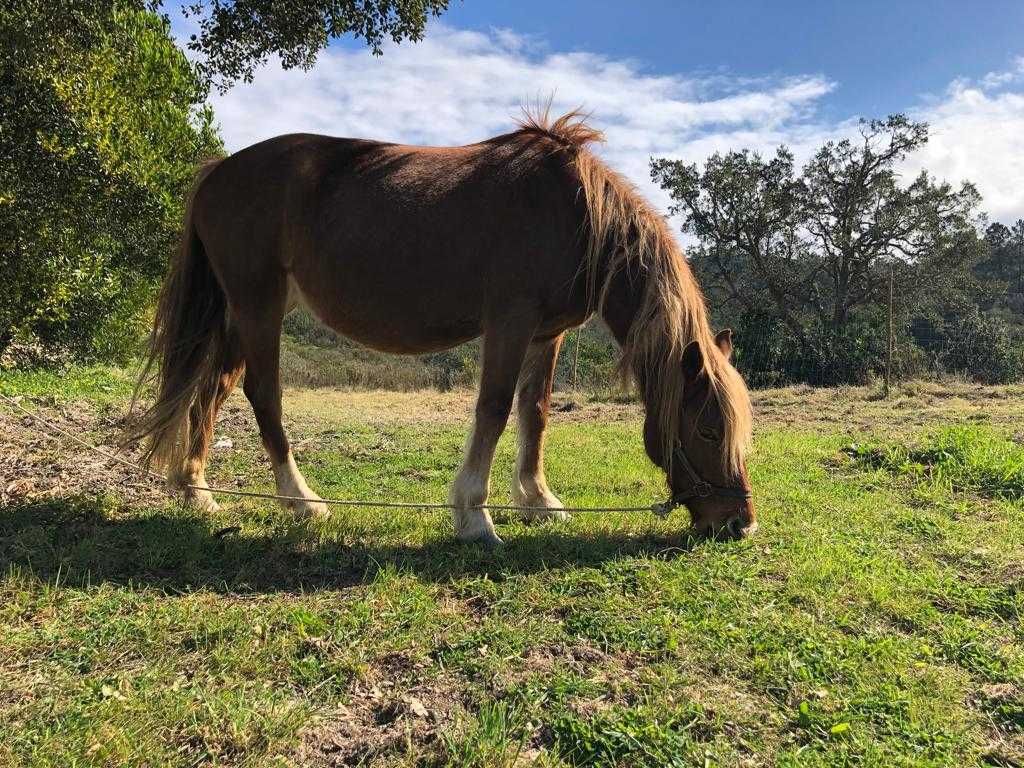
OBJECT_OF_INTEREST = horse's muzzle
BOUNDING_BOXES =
[724,513,758,539]
[690,502,757,540]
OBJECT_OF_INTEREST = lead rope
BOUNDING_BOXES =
[1,393,673,516]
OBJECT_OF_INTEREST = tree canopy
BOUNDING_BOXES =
[652,117,1019,384]
[0,1,222,361]
[1,0,460,363]
[181,0,453,88]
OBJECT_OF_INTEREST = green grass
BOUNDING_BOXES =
[0,364,135,402]
[849,425,1024,500]
[1,372,1022,767]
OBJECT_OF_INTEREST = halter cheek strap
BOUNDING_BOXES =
[651,440,751,517]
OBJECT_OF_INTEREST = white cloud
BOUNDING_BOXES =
[207,25,1024,226]
[978,56,1024,90]
[908,66,1024,225]
[208,25,834,214]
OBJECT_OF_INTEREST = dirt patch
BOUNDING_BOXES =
[289,673,466,767]
[490,641,641,699]
[0,398,165,508]
[750,380,1024,438]
[974,683,1024,768]
[518,641,613,677]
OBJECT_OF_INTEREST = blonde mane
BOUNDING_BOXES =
[516,108,753,476]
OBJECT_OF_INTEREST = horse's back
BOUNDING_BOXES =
[192,131,590,353]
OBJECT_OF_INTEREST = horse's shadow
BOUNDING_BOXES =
[0,495,700,594]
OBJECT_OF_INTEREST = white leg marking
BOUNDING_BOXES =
[273,452,329,519]
[512,466,566,523]
[172,461,220,513]
[448,420,502,545]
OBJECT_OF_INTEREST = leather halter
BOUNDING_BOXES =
[654,440,752,516]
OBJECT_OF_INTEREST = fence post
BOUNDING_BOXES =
[884,266,894,398]
[571,325,582,391]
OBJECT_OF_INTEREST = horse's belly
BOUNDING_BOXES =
[287,270,484,355]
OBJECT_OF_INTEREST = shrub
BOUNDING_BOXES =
[731,314,888,388]
[1,4,222,363]
[934,311,1024,384]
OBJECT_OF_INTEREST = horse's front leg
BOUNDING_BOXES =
[449,320,537,545]
[512,334,567,523]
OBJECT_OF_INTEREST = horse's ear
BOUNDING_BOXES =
[681,340,703,379]
[715,329,734,360]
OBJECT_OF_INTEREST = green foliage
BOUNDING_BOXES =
[181,0,453,88]
[928,310,1024,384]
[652,115,1002,386]
[555,324,619,390]
[977,220,1024,309]
[281,308,619,391]
[731,312,891,387]
[279,334,443,389]
[281,309,479,389]
[0,1,222,364]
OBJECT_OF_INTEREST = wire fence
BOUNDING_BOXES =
[725,310,1024,391]
[552,311,1024,395]
[281,301,1024,397]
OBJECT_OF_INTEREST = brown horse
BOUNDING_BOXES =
[128,110,755,545]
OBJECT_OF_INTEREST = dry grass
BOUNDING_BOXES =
[282,378,1024,435]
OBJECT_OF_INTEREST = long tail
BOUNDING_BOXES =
[125,159,227,472]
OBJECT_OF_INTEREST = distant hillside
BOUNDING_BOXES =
[280,309,619,391]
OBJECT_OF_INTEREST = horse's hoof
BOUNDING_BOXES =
[456,524,504,546]
[516,493,568,524]
[183,490,220,514]
[521,507,569,524]
[290,498,330,520]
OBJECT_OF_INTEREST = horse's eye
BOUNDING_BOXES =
[698,427,719,442]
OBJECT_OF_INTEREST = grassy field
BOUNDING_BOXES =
[1,371,1022,767]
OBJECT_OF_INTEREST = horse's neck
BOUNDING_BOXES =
[599,258,647,349]
[599,260,657,399]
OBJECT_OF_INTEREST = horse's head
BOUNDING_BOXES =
[643,329,756,540]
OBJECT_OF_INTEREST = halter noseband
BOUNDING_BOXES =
[651,440,751,517]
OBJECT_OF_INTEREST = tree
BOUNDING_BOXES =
[2,1,456,363]
[180,0,454,88]
[651,116,986,383]
[0,1,222,362]
[652,147,810,343]
[978,220,1024,301]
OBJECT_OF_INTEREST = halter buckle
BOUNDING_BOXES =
[651,500,676,518]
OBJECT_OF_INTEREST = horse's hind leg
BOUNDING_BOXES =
[449,320,537,545]
[233,285,328,519]
[171,331,245,512]
[512,334,567,523]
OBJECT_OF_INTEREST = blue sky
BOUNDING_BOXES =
[439,0,1024,120]
[186,2,1024,223]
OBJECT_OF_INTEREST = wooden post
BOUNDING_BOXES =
[884,266,894,398]
[1018,231,1023,295]
[571,326,582,391]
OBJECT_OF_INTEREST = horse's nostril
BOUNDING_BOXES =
[726,515,742,537]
